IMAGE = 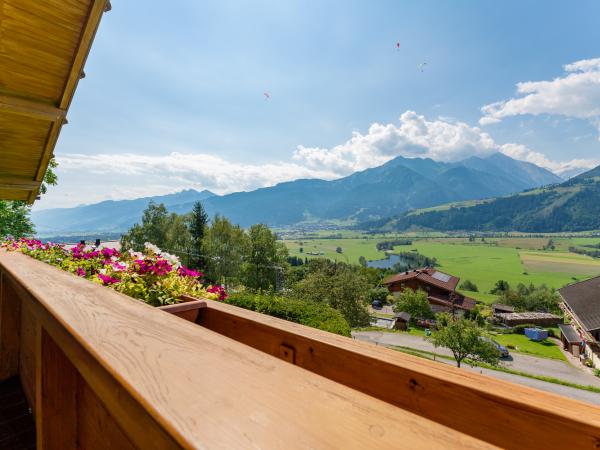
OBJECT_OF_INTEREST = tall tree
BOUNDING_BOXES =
[188,201,209,269]
[202,215,249,285]
[393,289,433,319]
[243,224,288,290]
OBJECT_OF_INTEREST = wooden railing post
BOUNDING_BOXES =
[37,328,78,450]
[0,270,22,381]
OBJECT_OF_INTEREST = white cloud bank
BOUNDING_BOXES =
[479,57,600,140]
[44,111,597,209]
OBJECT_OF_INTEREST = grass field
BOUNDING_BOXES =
[492,334,566,361]
[283,235,600,304]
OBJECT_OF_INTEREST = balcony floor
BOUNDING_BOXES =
[0,377,35,450]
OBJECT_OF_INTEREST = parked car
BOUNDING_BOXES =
[371,300,383,309]
[481,337,510,358]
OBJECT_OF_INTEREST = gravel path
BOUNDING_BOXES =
[352,330,600,405]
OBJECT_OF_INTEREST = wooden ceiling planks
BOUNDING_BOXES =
[0,0,108,202]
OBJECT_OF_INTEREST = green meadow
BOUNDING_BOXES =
[283,235,600,304]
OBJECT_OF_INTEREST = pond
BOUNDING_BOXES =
[367,253,405,269]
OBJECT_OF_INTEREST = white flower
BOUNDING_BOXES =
[144,242,162,254]
[128,250,143,259]
[99,268,107,275]
[160,251,181,268]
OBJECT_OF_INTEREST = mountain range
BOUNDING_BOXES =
[32,152,562,235]
[367,164,600,233]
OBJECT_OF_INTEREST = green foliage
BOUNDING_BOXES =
[429,314,500,368]
[225,291,351,336]
[376,239,412,251]
[358,255,367,267]
[0,202,34,238]
[120,201,170,251]
[335,246,342,253]
[242,224,288,290]
[189,201,209,268]
[498,283,561,313]
[393,289,433,319]
[390,251,437,273]
[490,280,510,295]
[40,158,58,195]
[459,279,479,292]
[289,260,371,327]
[368,286,390,304]
[202,215,249,285]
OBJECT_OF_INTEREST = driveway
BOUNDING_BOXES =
[352,330,600,405]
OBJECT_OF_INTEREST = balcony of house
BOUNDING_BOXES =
[2,250,600,449]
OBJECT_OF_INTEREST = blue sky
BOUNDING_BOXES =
[39,0,600,209]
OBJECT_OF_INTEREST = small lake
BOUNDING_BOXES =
[367,254,404,269]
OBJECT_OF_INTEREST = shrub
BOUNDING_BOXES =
[225,291,351,336]
[459,280,479,292]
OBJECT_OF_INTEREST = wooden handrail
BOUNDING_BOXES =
[0,251,494,449]
[196,297,600,450]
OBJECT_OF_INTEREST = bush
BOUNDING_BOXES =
[459,280,478,292]
[225,292,351,336]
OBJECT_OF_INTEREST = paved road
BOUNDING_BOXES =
[352,330,600,405]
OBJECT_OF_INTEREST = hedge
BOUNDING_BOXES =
[225,292,351,336]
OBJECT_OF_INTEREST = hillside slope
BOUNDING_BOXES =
[371,165,600,232]
[32,153,561,233]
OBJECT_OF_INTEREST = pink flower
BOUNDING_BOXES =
[177,266,203,278]
[207,285,227,301]
[76,267,86,277]
[98,273,120,285]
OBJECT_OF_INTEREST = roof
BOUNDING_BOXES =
[492,303,515,313]
[394,312,411,322]
[559,276,600,332]
[558,324,582,344]
[384,268,460,292]
[428,295,477,311]
[496,312,561,320]
[0,0,109,203]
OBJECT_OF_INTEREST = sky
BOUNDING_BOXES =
[37,0,600,210]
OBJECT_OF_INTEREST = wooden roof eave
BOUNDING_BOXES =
[26,0,109,203]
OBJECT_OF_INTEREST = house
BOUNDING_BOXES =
[384,268,476,314]
[559,277,600,366]
[495,312,562,327]
[492,303,515,315]
[393,312,411,331]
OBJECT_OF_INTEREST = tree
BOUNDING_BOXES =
[0,157,58,239]
[358,255,367,267]
[490,280,510,295]
[429,314,500,368]
[121,201,170,251]
[336,246,343,254]
[243,224,288,290]
[202,215,249,285]
[393,289,433,319]
[459,280,479,292]
[290,265,370,327]
[188,201,208,268]
[0,202,34,238]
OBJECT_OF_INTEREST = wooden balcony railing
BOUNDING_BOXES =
[1,250,600,449]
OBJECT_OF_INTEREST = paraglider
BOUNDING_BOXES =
[396,41,400,50]
[263,92,270,100]
[418,62,427,72]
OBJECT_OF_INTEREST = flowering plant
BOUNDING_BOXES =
[1,238,227,306]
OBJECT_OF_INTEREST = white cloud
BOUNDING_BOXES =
[37,111,596,209]
[293,111,498,175]
[499,143,599,177]
[480,57,600,139]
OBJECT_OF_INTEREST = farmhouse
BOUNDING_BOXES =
[495,312,562,327]
[559,277,600,364]
[384,268,476,314]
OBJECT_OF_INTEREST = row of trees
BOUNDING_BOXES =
[120,201,288,291]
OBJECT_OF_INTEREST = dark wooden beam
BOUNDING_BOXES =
[0,177,41,191]
[0,94,66,122]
